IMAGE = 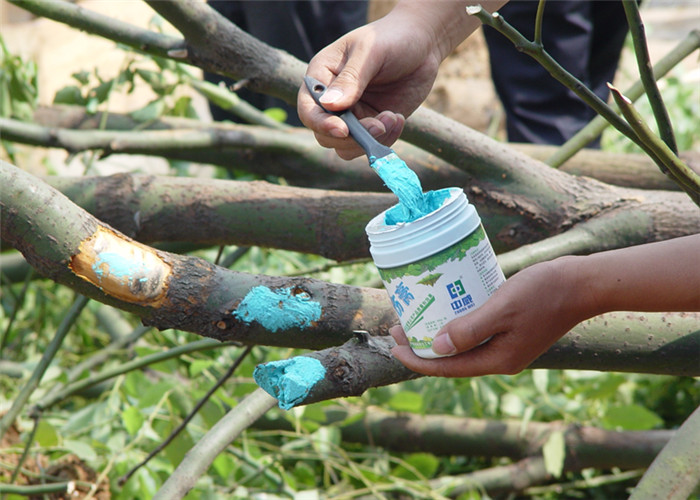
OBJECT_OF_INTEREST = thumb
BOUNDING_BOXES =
[319,51,379,112]
[431,303,502,356]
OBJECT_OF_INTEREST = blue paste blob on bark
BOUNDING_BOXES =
[253,357,326,410]
[233,286,322,332]
[92,252,150,284]
[371,153,450,224]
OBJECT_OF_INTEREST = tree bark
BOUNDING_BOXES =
[1,161,396,350]
[4,114,698,258]
[4,161,698,376]
[29,106,695,192]
[629,404,700,500]
[45,173,394,262]
[257,405,673,469]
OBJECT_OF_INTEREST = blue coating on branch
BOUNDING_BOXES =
[232,286,322,332]
[253,357,326,410]
[92,252,150,285]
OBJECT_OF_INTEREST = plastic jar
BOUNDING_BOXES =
[365,187,505,359]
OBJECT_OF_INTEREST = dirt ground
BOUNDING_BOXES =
[1,0,699,174]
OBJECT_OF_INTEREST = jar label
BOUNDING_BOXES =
[378,225,505,354]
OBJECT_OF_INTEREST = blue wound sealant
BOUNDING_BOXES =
[303,76,449,226]
[92,252,150,286]
[233,286,322,332]
[253,357,326,410]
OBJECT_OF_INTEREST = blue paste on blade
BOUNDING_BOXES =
[370,153,450,225]
[233,286,322,332]
[253,357,326,410]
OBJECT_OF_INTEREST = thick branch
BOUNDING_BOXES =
[1,161,396,349]
[145,0,303,103]
[257,405,672,469]
[26,107,700,192]
[45,173,394,262]
[8,0,185,59]
[255,314,700,409]
[3,116,697,259]
[630,404,700,500]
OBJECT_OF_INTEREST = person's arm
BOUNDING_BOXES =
[297,0,507,159]
[390,235,700,377]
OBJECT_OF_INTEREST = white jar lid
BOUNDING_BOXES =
[365,187,481,268]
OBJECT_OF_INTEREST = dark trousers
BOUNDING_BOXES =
[205,0,368,125]
[483,1,630,147]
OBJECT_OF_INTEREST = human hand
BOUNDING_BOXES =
[390,257,592,377]
[297,7,443,160]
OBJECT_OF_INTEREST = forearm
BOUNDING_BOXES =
[392,0,508,61]
[573,234,700,316]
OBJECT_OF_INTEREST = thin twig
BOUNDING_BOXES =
[153,388,278,500]
[467,6,641,147]
[0,294,90,441]
[0,266,33,355]
[533,0,546,46]
[524,469,644,496]
[609,84,700,204]
[622,0,678,154]
[6,414,40,487]
[7,0,184,59]
[547,29,700,167]
[118,345,253,487]
[34,339,237,412]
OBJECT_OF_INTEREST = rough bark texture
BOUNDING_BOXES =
[1,161,396,349]
[29,106,696,192]
[4,113,698,258]
[277,317,700,409]
[46,173,395,262]
[256,405,673,469]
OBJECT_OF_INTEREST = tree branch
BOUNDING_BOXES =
[258,405,673,469]
[630,404,700,500]
[548,28,700,167]
[144,0,304,102]
[7,0,185,59]
[255,313,700,410]
[44,172,395,262]
[622,0,678,155]
[609,85,700,204]
[152,388,277,500]
[1,161,397,350]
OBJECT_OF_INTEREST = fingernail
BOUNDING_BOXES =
[378,113,397,131]
[432,332,456,355]
[329,127,347,138]
[319,88,343,105]
[368,124,386,137]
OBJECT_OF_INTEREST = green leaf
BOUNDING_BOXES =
[263,107,287,123]
[137,380,174,409]
[53,85,85,105]
[602,404,664,431]
[387,391,424,412]
[532,369,549,393]
[122,405,144,436]
[72,70,90,85]
[542,430,566,478]
[85,96,99,114]
[189,358,215,377]
[130,98,165,122]
[392,452,440,480]
[34,419,59,447]
[212,453,235,479]
[163,429,194,468]
[63,439,97,462]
